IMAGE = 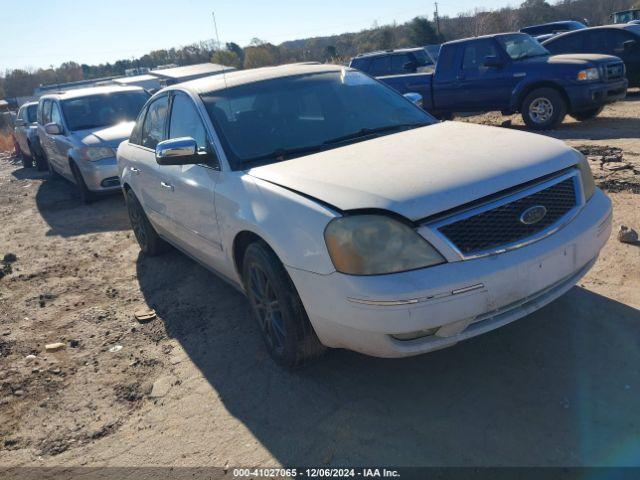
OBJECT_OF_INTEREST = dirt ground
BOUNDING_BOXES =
[0,94,639,469]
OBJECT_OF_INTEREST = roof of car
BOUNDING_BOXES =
[39,85,145,101]
[542,24,640,43]
[21,101,39,108]
[522,20,584,29]
[353,47,426,59]
[169,63,347,95]
[444,32,525,46]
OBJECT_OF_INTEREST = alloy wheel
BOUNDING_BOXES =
[247,263,286,354]
[529,97,554,124]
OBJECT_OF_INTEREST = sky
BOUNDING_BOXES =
[0,0,517,71]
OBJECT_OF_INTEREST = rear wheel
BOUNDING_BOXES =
[70,162,94,204]
[242,241,325,368]
[32,145,48,171]
[125,188,168,256]
[570,106,604,122]
[521,88,567,130]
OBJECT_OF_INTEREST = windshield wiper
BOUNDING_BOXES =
[242,144,328,166]
[323,122,431,146]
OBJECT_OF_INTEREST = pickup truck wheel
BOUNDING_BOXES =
[242,241,325,368]
[70,162,94,205]
[570,107,604,122]
[521,88,567,130]
[125,188,168,256]
[32,146,48,171]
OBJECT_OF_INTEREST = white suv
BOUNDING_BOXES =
[117,64,612,367]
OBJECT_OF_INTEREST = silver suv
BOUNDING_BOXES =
[13,102,43,169]
[37,86,149,203]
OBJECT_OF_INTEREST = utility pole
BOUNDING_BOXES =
[434,2,441,38]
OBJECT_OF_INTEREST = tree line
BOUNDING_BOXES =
[1,0,638,100]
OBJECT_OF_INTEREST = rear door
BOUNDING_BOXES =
[158,91,223,266]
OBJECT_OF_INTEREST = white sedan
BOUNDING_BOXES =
[117,64,612,367]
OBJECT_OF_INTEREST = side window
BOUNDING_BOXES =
[608,30,635,53]
[141,95,169,149]
[168,93,208,151]
[462,40,499,71]
[369,57,391,76]
[129,107,147,145]
[16,107,24,121]
[547,32,587,53]
[390,54,414,74]
[51,102,63,125]
[42,100,53,124]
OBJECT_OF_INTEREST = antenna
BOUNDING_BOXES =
[212,11,233,118]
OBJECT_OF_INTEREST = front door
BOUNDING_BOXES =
[457,39,512,111]
[157,92,222,266]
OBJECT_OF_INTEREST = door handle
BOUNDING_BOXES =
[130,167,141,174]
[160,181,174,191]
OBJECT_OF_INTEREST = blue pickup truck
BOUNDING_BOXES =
[353,33,628,130]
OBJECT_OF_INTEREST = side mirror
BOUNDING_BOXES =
[403,61,418,73]
[623,39,637,51]
[403,92,423,108]
[45,123,63,135]
[156,137,201,166]
[484,56,504,68]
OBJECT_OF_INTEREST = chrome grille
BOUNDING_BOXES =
[438,177,578,255]
[605,62,625,82]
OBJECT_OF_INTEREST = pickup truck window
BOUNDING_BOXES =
[41,100,53,125]
[390,54,414,73]
[369,57,391,76]
[51,102,63,126]
[201,70,435,169]
[497,34,550,60]
[26,105,38,123]
[462,40,499,71]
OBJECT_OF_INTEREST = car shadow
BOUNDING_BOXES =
[544,116,640,141]
[33,174,130,237]
[136,251,640,466]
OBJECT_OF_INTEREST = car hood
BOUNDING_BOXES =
[71,121,135,148]
[248,122,580,221]
[545,53,621,66]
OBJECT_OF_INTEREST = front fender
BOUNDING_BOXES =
[215,173,339,277]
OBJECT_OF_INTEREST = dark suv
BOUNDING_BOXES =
[543,24,640,87]
[349,46,438,76]
[520,20,587,42]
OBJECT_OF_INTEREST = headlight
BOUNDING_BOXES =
[576,152,596,201]
[78,147,116,162]
[577,68,600,82]
[324,214,445,275]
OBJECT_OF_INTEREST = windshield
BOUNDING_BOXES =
[26,105,38,123]
[61,91,150,131]
[498,34,550,60]
[201,70,435,169]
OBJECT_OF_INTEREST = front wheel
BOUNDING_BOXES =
[70,162,94,205]
[125,188,168,256]
[521,88,567,130]
[570,106,604,122]
[242,242,325,368]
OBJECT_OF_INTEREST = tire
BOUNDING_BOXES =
[21,151,33,169]
[242,241,325,368]
[32,145,48,171]
[70,162,94,205]
[125,188,168,256]
[521,88,567,130]
[570,106,604,122]
[44,151,60,179]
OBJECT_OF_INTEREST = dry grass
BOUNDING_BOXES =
[0,130,15,155]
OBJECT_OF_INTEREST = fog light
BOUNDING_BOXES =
[391,327,439,341]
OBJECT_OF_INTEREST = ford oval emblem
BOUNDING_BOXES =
[519,205,547,225]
